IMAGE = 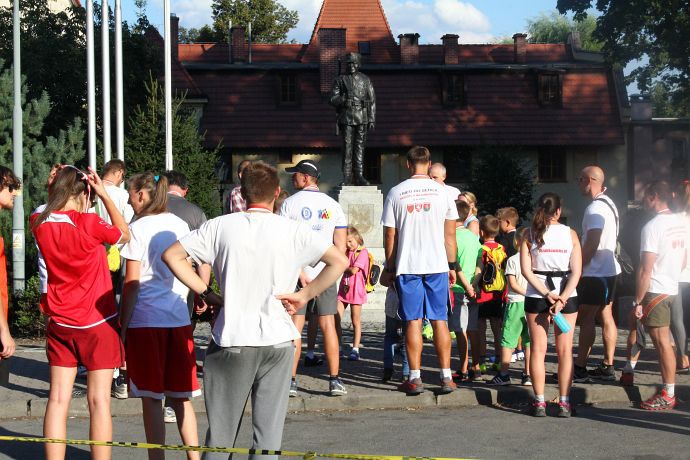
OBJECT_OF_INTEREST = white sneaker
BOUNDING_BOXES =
[516,351,525,361]
[111,376,128,399]
[164,406,177,423]
[510,353,517,363]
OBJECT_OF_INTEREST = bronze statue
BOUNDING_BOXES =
[329,52,376,186]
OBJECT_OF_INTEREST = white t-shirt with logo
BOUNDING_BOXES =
[679,212,690,284]
[97,184,134,225]
[280,188,347,279]
[505,253,527,303]
[179,211,331,347]
[581,195,621,277]
[640,213,687,295]
[526,224,577,298]
[444,184,461,202]
[120,213,191,328]
[381,177,459,276]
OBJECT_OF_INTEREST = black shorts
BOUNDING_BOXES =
[524,297,578,315]
[577,276,618,305]
[477,298,504,318]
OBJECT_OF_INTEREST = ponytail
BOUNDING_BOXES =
[530,192,561,247]
[128,172,169,217]
[32,167,89,230]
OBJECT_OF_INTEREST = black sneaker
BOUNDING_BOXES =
[487,373,511,386]
[303,355,324,367]
[521,373,532,386]
[573,365,592,383]
[382,368,394,382]
[588,362,616,381]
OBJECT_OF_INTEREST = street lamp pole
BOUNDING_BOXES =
[12,0,25,292]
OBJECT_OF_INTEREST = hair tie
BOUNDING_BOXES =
[154,175,160,182]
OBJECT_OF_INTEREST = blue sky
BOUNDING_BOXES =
[120,0,570,44]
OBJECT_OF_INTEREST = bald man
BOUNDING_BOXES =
[429,163,461,202]
[574,165,621,382]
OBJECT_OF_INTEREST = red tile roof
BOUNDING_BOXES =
[179,43,306,63]
[146,27,204,98]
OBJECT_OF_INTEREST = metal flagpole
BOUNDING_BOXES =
[12,0,25,292]
[87,0,96,170]
[115,0,124,161]
[164,2,173,170]
[102,0,111,164]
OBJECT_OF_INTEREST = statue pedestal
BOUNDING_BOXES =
[334,185,386,314]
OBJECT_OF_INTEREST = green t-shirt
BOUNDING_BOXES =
[453,227,482,294]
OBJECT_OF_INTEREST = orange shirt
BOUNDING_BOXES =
[0,236,8,320]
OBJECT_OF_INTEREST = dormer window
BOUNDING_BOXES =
[358,41,371,56]
[277,74,299,107]
[538,73,563,107]
[442,73,465,106]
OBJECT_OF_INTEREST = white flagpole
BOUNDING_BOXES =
[115,0,124,162]
[102,0,111,164]
[164,3,173,170]
[87,0,96,170]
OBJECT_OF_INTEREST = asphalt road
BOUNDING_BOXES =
[0,402,687,459]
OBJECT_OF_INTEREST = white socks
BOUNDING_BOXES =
[409,369,421,381]
[623,360,637,373]
[664,383,675,397]
[440,368,452,380]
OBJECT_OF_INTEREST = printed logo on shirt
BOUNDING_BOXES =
[318,209,331,220]
[406,202,432,213]
[423,203,431,212]
[414,203,423,212]
[407,204,414,214]
[301,207,312,220]
[312,224,324,232]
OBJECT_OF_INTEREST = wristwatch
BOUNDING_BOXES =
[448,261,459,271]
[199,286,214,300]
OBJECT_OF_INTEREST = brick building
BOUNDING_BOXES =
[169,0,630,223]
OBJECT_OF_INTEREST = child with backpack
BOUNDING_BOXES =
[487,227,532,386]
[473,215,508,373]
[337,226,370,361]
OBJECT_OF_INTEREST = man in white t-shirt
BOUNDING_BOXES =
[632,181,687,410]
[381,146,459,395]
[280,160,349,396]
[98,160,134,224]
[163,162,347,459]
[429,162,461,202]
[574,166,622,382]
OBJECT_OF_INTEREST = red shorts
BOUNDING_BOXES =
[125,326,201,400]
[46,318,124,370]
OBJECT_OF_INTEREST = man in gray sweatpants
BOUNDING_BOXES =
[164,162,348,459]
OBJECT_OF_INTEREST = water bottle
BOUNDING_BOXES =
[553,311,571,333]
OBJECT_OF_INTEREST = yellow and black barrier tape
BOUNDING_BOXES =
[0,435,475,460]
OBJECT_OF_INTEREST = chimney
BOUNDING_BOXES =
[567,31,582,50]
[231,26,248,63]
[170,14,179,60]
[398,33,420,65]
[441,34,459,65]
[318,28,346,94]
[513,33,527,63]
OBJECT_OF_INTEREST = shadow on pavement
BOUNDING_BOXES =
[0,427,90,460]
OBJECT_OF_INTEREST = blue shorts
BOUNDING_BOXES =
[396,273,449,321]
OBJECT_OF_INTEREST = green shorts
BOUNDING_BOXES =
[501,301,530,349]
[641,293,674,328]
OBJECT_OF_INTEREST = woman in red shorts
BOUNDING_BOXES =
[119,173,200,460]
[32,166,131,460]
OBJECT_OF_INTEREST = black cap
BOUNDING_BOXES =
[285,160,320,178]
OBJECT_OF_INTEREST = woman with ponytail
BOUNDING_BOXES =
[32,166,131,460]
[119,173,201,460]
[520,193,582,418]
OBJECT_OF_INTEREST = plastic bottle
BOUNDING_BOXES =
[553,311,571,333]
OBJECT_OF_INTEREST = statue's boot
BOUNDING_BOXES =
[353,150,370,186]
[341,160,353,186]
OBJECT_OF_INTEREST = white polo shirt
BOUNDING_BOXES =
[180,211,330,347]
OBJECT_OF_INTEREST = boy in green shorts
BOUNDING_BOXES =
[487,227,532,386]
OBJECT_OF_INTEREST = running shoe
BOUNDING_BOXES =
[111,375,128,399]
[451,369,468,382]
[449,331,456,340]
[619,372,634,387]
[521,373,532,386]
[422,323,434,341]
[487,373,511,386]
[164,406,177,423]
[676,366,689,375]
[303,355,324,367]
[348,350,360,361]
[77,365,88,378]
[532,401,547,417]
[439,377,457,394]
[573,365,592,383]
[557,401,572,418]
[398,378,425,395]
[515,350,525,361]
[468,368,482,381]
[329,377,347,396]
[588,362,616,381]
[640,389,676,411]
[289,380,298,397]
[382,368,394,382]
[510,353,517,363]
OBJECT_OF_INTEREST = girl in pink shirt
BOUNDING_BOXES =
[336,226,369,361]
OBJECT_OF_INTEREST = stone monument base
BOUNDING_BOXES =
[334,185,387,313]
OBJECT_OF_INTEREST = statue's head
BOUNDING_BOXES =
[344,52,361,74]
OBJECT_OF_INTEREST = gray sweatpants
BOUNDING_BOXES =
[201,340,294,460]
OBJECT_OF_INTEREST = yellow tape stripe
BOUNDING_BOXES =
[0,436,475,460]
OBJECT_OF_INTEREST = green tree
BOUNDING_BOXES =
[467,149,536,223]
[179,25,217,43]
[557,0,690,116]
[211,0,299,43]
[527,11,602,51]
[125,79,222,218]
[0,60,85,276]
